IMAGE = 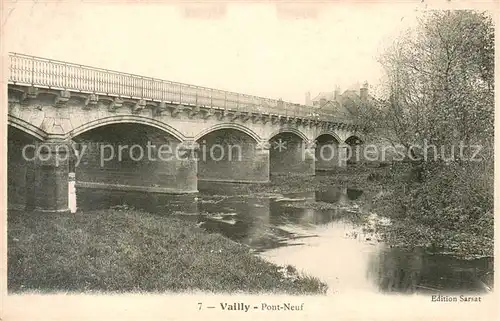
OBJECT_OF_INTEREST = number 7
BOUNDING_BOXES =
[198,302,202,310]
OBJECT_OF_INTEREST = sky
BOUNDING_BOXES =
[2,1,486,104]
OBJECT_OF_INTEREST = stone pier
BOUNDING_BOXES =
[33,140,72,212]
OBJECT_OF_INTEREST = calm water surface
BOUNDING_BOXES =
[77,181,493,295]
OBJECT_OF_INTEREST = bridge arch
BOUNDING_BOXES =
[345,134,364,145]
[268,127,314,176]
[194,123,261,143]
[8,119,46,211]
[344,134,365,165]
[68,115,187,142]
[315,131,342,144]
[8,115,47,141]
[314,132,343,171]
[195,123,267,183]
[68,115,198,194]
[267,127,308,142]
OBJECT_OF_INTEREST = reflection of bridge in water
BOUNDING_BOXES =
[8,53,365,213]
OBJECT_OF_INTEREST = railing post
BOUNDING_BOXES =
[162,81,166,101]
[179,84,182,104]
[210,89,213,108]
[30,57,35,85]
[8,54,12,82]
[141,77,144,98]
[64,63,68,89]
[8,54,11,83]
[93,67,97,93]
[224,92,227,109]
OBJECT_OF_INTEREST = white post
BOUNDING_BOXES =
[68,172,77,213]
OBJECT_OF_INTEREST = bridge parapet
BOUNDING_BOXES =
[8,53,353,124]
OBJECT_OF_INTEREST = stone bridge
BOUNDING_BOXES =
[7,53,364,212]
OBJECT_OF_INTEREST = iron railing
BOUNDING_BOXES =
[8,52,348,123]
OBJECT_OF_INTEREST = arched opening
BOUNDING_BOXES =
[72,123,197,195]
[8,116,48,141]
[69,115,186,142]
[269,131,313,176]
[315,134,341,171]
[197,128,268,184]
[8,125,42,210]
[345,135,364,165]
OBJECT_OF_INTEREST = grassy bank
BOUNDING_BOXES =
[369,162,494,259]
[8,209,327,294]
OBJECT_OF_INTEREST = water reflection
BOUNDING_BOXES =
[368,248,493,294]
[315,188,345,204]
[76,184,493,295]
[370,247,425,293]
[312,186,363,203]
[77,188,199,214]
[347,188,363,200]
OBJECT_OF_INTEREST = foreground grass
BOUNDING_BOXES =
[8,209,327,294]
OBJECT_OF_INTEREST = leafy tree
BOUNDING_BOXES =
[373,10,494,163]
[366,11,494,256]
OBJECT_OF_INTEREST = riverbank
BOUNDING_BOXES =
[198,166,387,196]
[8,209,327,294]
[335,165,493,259]
[369,163,494,260]
[324,165,493,259]
[201,164,494,259]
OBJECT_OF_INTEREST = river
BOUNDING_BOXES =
[77,180,494,295]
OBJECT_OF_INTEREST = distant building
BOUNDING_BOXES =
[306,82,371,120]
